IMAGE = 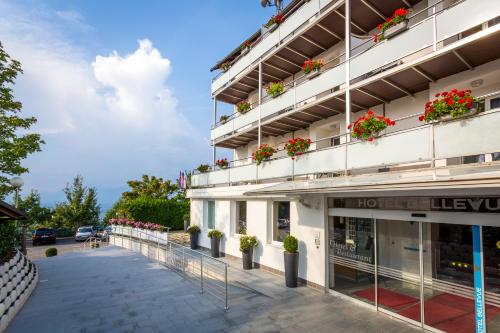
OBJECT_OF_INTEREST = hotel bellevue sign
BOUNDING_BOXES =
[335,197,500,213]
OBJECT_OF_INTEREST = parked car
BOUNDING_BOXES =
[32,228,56,246]
[75,226,96,242]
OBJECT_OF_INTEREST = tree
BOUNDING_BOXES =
[52,176,100,229]
[17,190,53,227]
[122,175,179,200]
[0,42,44,199]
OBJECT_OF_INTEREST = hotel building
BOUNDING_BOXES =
[187,0,500,331]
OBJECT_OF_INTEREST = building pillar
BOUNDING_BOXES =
[258,62,263,148]
[212,97,217,165]
[344,0,351,175]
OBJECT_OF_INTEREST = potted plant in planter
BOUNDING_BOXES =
[240,41,251,56]
[348,109,396,142]
[285,137,312,160]
[283,235,299,288]
[239,235,258,270]
[252,144,276,165]
[196,164,210,173]
[419,89,481,122]
[374,7,409,43]
[216,158,229,169]
[219,115,230,124]
[265,81,284,98]
[220,61,231,72]
[264,14,284,33]
[186,225,200,250]
[302,59,324,79]
[236,100,251,114]
[208,229,223,258]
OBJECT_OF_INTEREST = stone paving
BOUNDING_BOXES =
[6,246,422,333]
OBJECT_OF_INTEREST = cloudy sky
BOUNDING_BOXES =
[0,0,278,211]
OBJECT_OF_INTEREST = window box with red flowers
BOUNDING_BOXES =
[284,138,312,160]
[240,41,251,56]
[252,144,275,165]
[220,61,231,72]
[348,110,396,142]
[220,115,229,124]
[302,59,324,80]
[266,81,284,98]
[419,89,480,123]
[264,14,284,33]
[374,8,409,43]
[237,100,251,114]
[216,158,229,169]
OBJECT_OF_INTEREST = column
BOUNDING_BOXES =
[344,0,351,175]
[258,62,263,148]
[212,97,217,165]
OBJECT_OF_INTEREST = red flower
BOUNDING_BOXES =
[368,137,374,142]
[418,115,424,121]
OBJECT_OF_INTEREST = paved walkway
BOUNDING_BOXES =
[7,246,421,333]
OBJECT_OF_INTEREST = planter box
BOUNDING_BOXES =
[240,47,250,56]
[305,68,321,80]
[384,20,409,39]
[437,107,480,122]
[265,23,278,33]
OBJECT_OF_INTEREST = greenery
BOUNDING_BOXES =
[0,221,16,262]
[219,61,231,72]
[239,235,257,252]
[284,235,298,253]
[302,59,323,74]
[374,8,408,43]
[264,14,284,28]
[265,82,284,98]
[45,247,57,257]
[0,42,44,199]
[196,164,210,173]
[252,144,275,165]
[419,89,480,122]
[208,229,223,239]
[51,176,100,230]
[236,101,251,114]
[348,110,395,142]
[284,138,312,159]
[122,175,178,201]
[18,190,53,228]
[187,225,200,235]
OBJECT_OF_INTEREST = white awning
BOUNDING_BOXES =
[244,163,500,197]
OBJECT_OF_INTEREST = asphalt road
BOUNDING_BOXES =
[26,237,86,260]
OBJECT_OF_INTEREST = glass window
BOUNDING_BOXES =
[482,226,500,333]
[490,97,500,110]
[207,201,215,229]
[273,201,290,242]
[236,201,247,235]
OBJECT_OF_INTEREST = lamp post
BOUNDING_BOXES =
[10,177,25,255]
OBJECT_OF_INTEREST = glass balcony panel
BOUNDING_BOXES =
[257,158,293,180]
[279,0,319,38]
[231,164,257,184]
[294,145,346,176]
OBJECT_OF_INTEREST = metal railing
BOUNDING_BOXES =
[83,236,110,250]
[111,226,229,310]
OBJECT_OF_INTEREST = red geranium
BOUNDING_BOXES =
[284,138,312,160]
[374,7,409,43]
[236,100,251,113]
[265,14,284,28]
[252,144,275,165]
[419,89,480,122]
[216,158,229,169]
[302,59,324,74]
[348,109,396,141]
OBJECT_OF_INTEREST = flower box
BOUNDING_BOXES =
[305,68,321,80]
[383,19,409,39]
[419,89,480,123]
[348,110,396,142]
[240,47,250,56]
[266,23,278,33]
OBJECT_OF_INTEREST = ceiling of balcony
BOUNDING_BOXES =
[215,27,500,149]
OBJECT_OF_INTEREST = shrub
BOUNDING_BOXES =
[123,197,188,230]
[219,115,229,124]
[419,89,480,122]
[197,164,210,173]
[252,144,275,165]
[284,138,312,159]
[284,235,298,253]
[302,59,323,74]
[208,230,223,239]
[45,248,58,257]
[239,235,258,252]
[183,212,190,222]
[348,109,395,142]
[0,222,17,262]
[187,225,201,235]
[265,82,284,98]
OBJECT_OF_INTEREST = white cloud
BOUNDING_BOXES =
[0,1,205,207]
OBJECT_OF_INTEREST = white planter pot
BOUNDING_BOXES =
[305,68,321,80]
[383,20,409,39]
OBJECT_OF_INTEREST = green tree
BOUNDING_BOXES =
[52,175,100,229]
[17,190,53,228]
[122,175,179,200]
[0,42,44,199]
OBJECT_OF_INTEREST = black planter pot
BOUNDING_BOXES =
[241,248,253,270]
[210,236,220,258]
[190,233,199,250]
[284,252,299,288]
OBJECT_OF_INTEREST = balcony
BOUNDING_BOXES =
[193,108,500,188]
[211,0,500,147]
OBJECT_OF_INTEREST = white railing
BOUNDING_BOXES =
[194,108,500,187]
[210,0,500,142]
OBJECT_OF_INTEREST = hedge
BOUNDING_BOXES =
[123,197,188,230]
[0,222,17,262]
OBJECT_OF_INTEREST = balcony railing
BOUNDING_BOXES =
[211,0,500,142]
[194,106,500,188]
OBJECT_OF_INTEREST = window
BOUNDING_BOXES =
[273,201,290,242]
[236,201,247,235]
[207,201,215,229]
[490,97,500,110]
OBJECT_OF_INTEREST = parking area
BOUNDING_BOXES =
[26,237,86,260]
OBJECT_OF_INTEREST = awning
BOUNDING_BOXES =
[244,163,500,197]
[0,201,26,221]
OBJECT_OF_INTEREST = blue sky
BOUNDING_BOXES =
[0,0,280,211]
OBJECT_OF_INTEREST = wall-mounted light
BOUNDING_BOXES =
[470,79,484,87]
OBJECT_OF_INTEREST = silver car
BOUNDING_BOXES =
[75,226,95,242]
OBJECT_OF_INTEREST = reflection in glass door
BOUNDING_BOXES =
[483,226,500,332]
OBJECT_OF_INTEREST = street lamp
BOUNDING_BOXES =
[10,176,26,254]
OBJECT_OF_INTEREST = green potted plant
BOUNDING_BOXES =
[283,235,299,288]
[348,109,396,142]
[284,138,312,160]
[220,61,231,72]
[208,229,223,258]
[374,8,409,43]
[239,235,258,270]
[264,14,284,33]
[196,164,210,173]
[252,144,275,165]
[302,59,323,79]
[236,100,251,114]
[219,115,229,124]
[240,41,251,56]
[419,89,480,122]
[186,225,200,250]
[265,81,284,98]
[216,158,229,169]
